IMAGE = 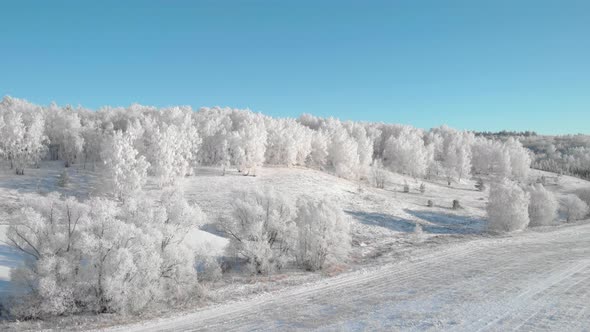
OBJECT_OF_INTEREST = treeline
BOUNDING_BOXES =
[0,96,533,188]
[476,130,538,137]
[521,135,590,180]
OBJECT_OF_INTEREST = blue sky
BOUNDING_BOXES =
[0,0,588,134]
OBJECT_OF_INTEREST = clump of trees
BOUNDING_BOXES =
[6,189,204,318]
[222,189,351,273]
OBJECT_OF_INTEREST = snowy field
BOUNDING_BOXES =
[1,161,589,331]
[103,222,590,331]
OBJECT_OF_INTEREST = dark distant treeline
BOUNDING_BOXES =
[475,130,538,137]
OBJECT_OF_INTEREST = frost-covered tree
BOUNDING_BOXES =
[44,104,84,167]
[487,180,530,232]
[265,118,312,167]
[79,114,104,169]
[344,121,373,173]
[101,126,149,200]
[140,116,198,186]
[575,188,590,207]
[428,126,473,183]
[194,107,233,167]
[6,193,88,317]
[228,110,267,175]
[527,183,558,226]
[472,137,531,181]
[326,121,360,179]
[471,137,511,178]
[371,160,387,189]
[561,194,589,222]
[0,97,48,175]
[505,138,532,181]
[221,188,295,274]
[307,130,329,169]
[7,190,204,317]
[382,126,428,178]
[294,198,351,271]
[121,188,205,302]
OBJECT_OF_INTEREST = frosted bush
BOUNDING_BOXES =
[561,194,589,222]
[221,188,295,274]
[294,198,351,271]
[6,190,204,317]
[487,180,530,232]
[527,183,558,226]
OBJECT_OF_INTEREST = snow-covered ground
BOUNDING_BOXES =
[99,222,590,331]
[0,162,589,330]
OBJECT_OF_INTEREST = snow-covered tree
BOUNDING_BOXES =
[294,198,351,271]
[561,194,589,222]
[575,188,590,207]
[101,126,149,200]
[505,137,532,181]
[527,183,558,226]
[344,121,374,173]
[0,97,48,175]
[428,126,473,184]
[326,120,360,179]
[44,104,84,167]
[307,131,329,169]
[471,137,511,178]
[7,190,204,317]
[79,113,104,169]
[228,110,267,175]
[194,107,233,167]
[487,180,530,232]
[382,126,428,178]
[265,118,312,167]
[221,188,295,274]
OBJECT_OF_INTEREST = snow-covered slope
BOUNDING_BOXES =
[1,162,589,330]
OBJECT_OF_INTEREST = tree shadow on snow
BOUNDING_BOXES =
[0,244,25,295]
[0,167,101,200]
[404,210,486,235]
[347,210,486,235]
[0,245,23,269]
[346,211,416,233]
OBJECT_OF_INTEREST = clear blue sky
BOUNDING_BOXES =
[1,0,588,134]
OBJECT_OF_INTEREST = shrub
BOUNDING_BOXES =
[427,199,434,207]
[527,183,558,226]
[371,165,386,189]
[294,198,351,271]
[419,183,426,194]
[221,188,295,274]
[403,182,410,193]
[575,188,590,206]
[487,180,530,232]
[561,194,589,222]
[6,190,204,317]
[452,200,461,210]
[196,255,222,283]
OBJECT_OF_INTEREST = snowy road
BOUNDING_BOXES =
[107,223,590,332]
